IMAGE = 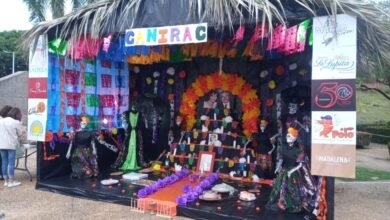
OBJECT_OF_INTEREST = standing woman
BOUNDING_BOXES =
[0,105,13,181]
[0,107,23,187]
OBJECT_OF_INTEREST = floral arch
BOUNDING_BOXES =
[179,72,261,137]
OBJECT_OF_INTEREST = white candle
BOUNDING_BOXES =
[221,126,224,134]
[187,137,190,144]
[214,113,217,120]
[233,140,237,148]
[173,148,177,155]
[247,155,250,164]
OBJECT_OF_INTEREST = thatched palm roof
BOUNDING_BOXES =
[22,0,390,66]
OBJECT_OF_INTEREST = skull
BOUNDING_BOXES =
[80,121,88,129]
[286,133,297,144]
[288,103,298,115]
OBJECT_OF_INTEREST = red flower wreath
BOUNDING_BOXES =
[179,72,261,137]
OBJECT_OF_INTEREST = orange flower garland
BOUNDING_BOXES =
[179,72,261,137]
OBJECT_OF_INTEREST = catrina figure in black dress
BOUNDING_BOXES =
[266,127,317,213]
[67,116,118,178]
[66,117,99,178]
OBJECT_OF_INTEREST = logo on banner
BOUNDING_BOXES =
[317,115,354,138]
[28,101,46,115]
[28,78,48,98]
[313,14,357,49]
[311,143,356,178]
[312,15,357,80]
[312,80,355,111]
[312,111,356,145]
[30,120,44,136]
[29,35,48,78]
[313,54,355,72]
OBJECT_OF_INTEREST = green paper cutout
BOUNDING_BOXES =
[219,161,225,169]
[297,19,311,42]
[188,157,194,166]
[309,29,313,46]
[48,38,68,56]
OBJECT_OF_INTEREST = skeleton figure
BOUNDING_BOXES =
[66,117,99,178]
[266,127,317,213]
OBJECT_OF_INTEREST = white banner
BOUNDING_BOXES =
[29,35,48,78]
[312,14,357,80]
[125,23,208,47]
[28,35,48,141]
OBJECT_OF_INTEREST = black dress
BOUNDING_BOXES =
[70,131,98,178]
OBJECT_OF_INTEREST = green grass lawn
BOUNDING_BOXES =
[357,89,390,125]
[337,166,390,181]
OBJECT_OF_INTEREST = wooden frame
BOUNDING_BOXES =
[196,151,215,174]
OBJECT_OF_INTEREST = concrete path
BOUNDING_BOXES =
[356,143,390,172]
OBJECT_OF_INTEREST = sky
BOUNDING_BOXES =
[0,0,386,32]
[0,0,32,31]
[0,0,72,32]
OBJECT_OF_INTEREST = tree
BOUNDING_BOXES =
[357,0,390,100]
[23,0,98,23]
[0,31,28,77]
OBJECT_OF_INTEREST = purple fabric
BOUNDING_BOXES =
[137,169,189,198]
[183,184,191,193]
[176,172,220,206]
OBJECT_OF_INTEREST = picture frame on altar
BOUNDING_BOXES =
[208,133,219,145]
[197,151,215,174]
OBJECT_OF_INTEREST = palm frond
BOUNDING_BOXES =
[51,0,65,18]
[23,0,48,23]
[21,0,390,69]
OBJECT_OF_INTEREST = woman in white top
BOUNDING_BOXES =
[0,107,23,187]
[0,105,13,181]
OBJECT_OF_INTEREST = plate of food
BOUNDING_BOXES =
[212,183,235,194]
[248,188,260,193]
[100,178,119,186]
[239,191,256,202]
[110,171,123,176]
[132,179,156,186]
[199,190,222,201]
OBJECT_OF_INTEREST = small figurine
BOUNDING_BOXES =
[66,117,99,178]
[253,119,276,178]
[266,127,317,213]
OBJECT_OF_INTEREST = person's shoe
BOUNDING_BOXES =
[7,181,21,187]
[3,182,7,187]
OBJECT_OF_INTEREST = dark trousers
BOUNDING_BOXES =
[0,155,2,178]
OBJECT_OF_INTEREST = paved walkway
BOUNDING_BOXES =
[356,143,390,172]
[1,144,389,219]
